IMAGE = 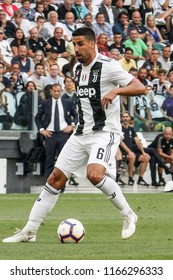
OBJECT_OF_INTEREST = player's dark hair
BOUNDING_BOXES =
[72,27,96,42]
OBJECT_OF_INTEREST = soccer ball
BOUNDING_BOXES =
[57,218,85,243]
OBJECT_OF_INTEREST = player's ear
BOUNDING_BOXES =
[90,41,96,49]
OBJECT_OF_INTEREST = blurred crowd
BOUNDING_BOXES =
[1,0,173,187]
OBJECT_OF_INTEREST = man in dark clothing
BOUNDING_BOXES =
[42,0,56,20]
[35,83,78,178]
[120,111,173,186]
[57,0,78,22]
[148,126,173,185]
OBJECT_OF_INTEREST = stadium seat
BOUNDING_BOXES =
[2,91,16,117]
[137,59,144,70]
[124,0,131,6]
[57,57,69,70]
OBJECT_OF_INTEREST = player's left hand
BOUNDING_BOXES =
[102,91,116,109]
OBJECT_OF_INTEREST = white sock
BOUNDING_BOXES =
[22,183,60,233]
[96,176,131,216]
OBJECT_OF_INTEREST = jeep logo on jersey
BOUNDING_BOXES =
[77,86,96,98]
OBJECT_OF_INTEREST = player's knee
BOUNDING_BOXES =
[146,154,150,162]
[47,168,67,190]
[87,170,104,185]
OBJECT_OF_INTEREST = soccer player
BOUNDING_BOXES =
[2,27,146,243]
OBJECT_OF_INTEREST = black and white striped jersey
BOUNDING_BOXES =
[74,53,133,135]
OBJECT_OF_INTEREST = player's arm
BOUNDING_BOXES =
[134,136,146,156]
[157,148,173,161]
[102,78,145,109]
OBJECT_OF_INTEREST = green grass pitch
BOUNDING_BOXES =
[0,193,173,260]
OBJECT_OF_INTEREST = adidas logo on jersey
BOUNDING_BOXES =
[77,86,96,98]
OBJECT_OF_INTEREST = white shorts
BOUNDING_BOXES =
[55,131,121,179]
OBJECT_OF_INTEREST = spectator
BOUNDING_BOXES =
[146,70,171,131]
[145,14,166,51]
[13,10,33,39]
[44,11,68,40]
[19,0,36,22]
[82,13,93,28]
[132,97,173,187]
[129,67,138,78]
[137,66,151,86]
[44,63,64,89]
[153,0,173,34]
[133,91,154,132]
[11,45,33,76]
[27,27,52,58]
[0,83,13,130]
[63,11,78,41]
[146,84,165,131]
[35,83,78,178]
[34,1,45,22]
[0,61,11,91]
[151,68,171,97]
[120,111,150,186]
[124,28,151,61]
[45,47,64,76]
[160,85,173,125]
[98,0,117,25]
[61,55,78,78]
[109,48,121,60]
[5,62,30,93]
[52,0,64,7]
[127,10,149,41]
[35,16,52,41]
[0,27,13,65]
[108,32,125,55]
[30,63,46,93]
[83,0,98,22]
[114,0,128,22]
[0,8,16,39]
[138,0,154,24]
[92,12,114,41]
[48,27,70,60]
[148,126,173,185]
[143,48,162,80]
[119,47,136,72]
[57,0,78,22]
[112,11,129,41]
[13,81,38,130]
[61,76,78,109]
[0,0,18,20]
[158,45,172,73]
[73,0,88,23]
[115,147,127,186]
[168,70,173,86]
[30,50,47,74]
[10,28,27,56]
[42,0,56,20]
[96,33,110,57]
